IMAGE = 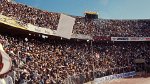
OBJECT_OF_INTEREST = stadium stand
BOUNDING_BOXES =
[1,0,150,37]
[0,32,150,83]
[0,0,60,30]
[73,18,150,37]
[0,0,150,84]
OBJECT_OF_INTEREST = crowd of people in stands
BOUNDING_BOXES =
[73,17,96,35]
[73,18,150,37]
[0,34,93,84]
[0,33,150,84]
[0,0,60,30]
[1,0,150,37]
[94,20,150,37]
[0,1,150,84]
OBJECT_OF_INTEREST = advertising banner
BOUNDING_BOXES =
[111,37,129,41]
[71,34,93,40]
[26,23,54,35]
[111,37,150,41]
[93,71,136,84]
[0,14,26,30]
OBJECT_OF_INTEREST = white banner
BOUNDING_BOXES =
[111,37,150,41]
[71,34,93,40]
[26,23,54,35]
[26,23,93,40]
[56,14,75,39]
[93,71,136,84]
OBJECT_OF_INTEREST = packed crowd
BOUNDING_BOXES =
[0,32,150,83]
[94,20,150,37]
[0,0,60,30]
[1,0,150,37]
[73,17,96,35]
[0,1,150,83]
[73,18,150,37]
[0,33,94,84]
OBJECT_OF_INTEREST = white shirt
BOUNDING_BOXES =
[5,75,13,84]
[0,79,6,84]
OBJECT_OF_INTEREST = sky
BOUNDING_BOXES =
[15,0,150,19]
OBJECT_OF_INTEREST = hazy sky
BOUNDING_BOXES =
[15,0,150,19]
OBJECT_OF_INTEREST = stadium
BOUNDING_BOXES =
[0,0,150,84]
